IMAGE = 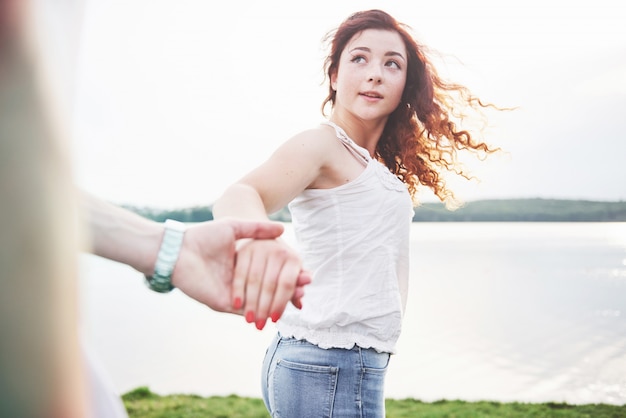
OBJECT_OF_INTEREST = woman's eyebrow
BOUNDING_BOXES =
[349,46,370,54]
[349,46,406,62]
[386,51,406,62]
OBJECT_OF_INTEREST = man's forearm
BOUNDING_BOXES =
[81,192,163,276]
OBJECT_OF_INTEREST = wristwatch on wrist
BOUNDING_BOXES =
[145,219,186,293]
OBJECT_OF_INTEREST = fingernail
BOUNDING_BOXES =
[245,311,255,323]
[255,319,267,330]
[294,301,303,310]
[270,312,280,323]
[233,297,242,310]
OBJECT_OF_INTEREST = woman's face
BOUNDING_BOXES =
[331,29,407,123]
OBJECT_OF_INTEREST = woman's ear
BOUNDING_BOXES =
[330,71,338,91]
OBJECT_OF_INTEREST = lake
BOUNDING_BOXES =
[79,222,626,405]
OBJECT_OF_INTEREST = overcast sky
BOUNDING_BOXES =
[69,0,626,208]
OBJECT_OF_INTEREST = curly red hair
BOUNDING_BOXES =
[322,9,502,207]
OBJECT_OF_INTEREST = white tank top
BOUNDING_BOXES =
[277,121,414,354]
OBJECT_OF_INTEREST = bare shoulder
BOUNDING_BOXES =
[280,124,363,189]
[281,124,342,158]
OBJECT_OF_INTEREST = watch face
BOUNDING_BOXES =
[145,274,175,293]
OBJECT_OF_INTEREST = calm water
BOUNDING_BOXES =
[79,222,626,405]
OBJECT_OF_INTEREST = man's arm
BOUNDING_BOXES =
[81,193,163,275]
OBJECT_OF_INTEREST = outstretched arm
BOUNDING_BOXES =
[82,193,164,276]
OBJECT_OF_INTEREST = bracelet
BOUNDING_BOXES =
[145,219,186,293]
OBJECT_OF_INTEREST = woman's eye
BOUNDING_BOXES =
[386,60,401,70]
[351,55,366,63]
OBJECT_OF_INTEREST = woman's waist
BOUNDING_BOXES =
[277,305,402,349]
[276,320,401,354]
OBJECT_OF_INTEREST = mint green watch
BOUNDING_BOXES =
[145,219,186,293]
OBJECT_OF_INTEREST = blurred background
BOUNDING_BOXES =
[71,0,626,208]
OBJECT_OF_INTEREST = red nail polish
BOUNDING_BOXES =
[271,312,280,323]
[233,297,242,310]
[245,311,255,323]
[255,319,267,330]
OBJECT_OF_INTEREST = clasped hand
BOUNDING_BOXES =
[232,237,308,330]
[171,219,311,329]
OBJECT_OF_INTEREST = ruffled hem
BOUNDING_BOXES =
[277,323,399,354]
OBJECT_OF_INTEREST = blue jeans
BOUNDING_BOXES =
[261,333,390,418]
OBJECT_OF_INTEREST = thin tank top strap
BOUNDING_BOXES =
[321,120,370,166]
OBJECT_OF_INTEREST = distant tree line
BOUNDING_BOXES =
[121,204,293,223]
[123,198,626,223]
[412,199,626,222]
[123,205,215,223]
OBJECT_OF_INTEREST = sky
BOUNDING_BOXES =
[69,0,626,208]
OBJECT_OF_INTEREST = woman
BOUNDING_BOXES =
[213,9,499,417]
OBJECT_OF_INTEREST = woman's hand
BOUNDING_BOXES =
[233,238,311,330]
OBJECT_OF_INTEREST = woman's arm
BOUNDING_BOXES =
[212,128,334,328]
[213,128,331,220]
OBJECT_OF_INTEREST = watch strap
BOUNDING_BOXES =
[145,219,186,293]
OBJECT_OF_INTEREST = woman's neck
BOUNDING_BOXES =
[328,114,387,158]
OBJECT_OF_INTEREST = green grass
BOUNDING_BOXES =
[123,387,626,418]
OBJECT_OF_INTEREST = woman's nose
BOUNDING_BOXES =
[368,66,383,83]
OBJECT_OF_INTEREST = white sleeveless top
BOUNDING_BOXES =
[277,121,414,354]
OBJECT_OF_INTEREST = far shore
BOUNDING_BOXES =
[123,198,626,223]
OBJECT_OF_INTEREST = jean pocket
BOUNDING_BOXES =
[272,359,338,418]
[362,350,390,374]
